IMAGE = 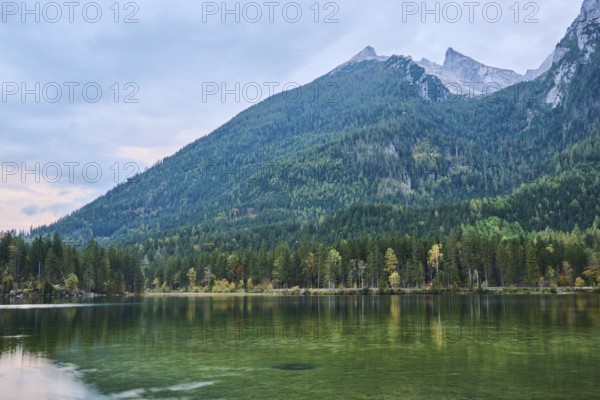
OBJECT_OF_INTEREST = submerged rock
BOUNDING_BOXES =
[272,363,317,371]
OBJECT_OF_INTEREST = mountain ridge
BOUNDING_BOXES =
[333,44,555,97]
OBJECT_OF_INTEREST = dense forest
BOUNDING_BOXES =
[127,216,600,293]
[0,232,143,296]
[3,214,599,296]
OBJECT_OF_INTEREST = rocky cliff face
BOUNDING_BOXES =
[524,52,555,81]
[442,47,523,86]
[546,0,600,106]
[418,48,552,96]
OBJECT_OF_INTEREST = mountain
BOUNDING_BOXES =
[32,0,600,248]
[418,47,553,96]
[546,0,600,105]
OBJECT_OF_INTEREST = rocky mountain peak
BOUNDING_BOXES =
[330,46,390,74]
[443,47,474,69]
[417,48,528,96]
[347,46,390,64]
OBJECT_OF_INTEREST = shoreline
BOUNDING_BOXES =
[3,287,597,300]
[141,286,600,297]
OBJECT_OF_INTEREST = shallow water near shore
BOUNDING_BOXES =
[1,294,598,399]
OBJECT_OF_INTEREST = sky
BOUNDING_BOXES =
[0,0,585,231]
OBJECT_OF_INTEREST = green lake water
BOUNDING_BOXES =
[0,294,598,399]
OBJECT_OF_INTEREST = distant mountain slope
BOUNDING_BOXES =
[32,0,600,246]
[33,54,448,241]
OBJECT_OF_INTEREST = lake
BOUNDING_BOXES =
[0,294,598,399]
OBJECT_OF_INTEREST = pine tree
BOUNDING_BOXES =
[325,249,342,289]
[525,241,540,286]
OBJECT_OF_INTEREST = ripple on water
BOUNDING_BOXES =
[112,381,215,398]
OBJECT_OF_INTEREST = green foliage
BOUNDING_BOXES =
[124,219,600,290]
[325,249,342,289]
[10,215,600,293]
[0,233,143,295]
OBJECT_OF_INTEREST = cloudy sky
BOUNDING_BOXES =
[0,0,585,231]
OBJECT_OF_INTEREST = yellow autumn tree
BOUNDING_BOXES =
[428,244,444,285]
[384,248,398,274]
[389,272,401,289]
[187,267,197,290]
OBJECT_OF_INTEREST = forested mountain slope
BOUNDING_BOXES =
[32,0,600,250]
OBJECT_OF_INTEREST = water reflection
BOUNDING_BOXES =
[0,295,598,399]
[0,346,105,400]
